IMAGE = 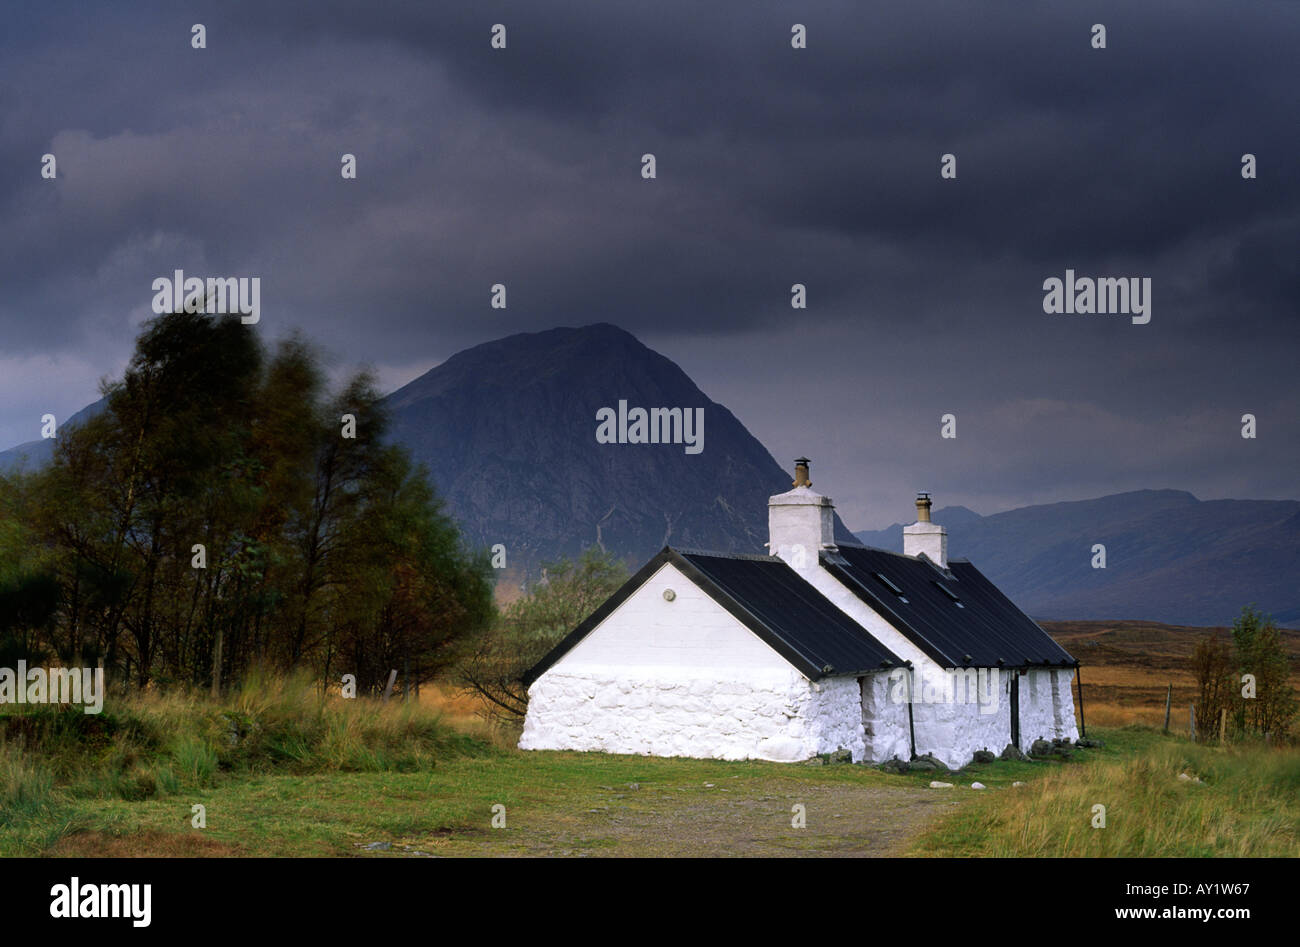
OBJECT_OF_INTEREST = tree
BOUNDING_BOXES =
[0,480,60,667]
[1190,632,1233,743]
[2,310,495,694]
[326,443,495,694]
[1230,605,1297,740]
[458,547,628,720]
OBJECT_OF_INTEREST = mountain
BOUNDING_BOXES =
[6,326,1296,625]
[0,399,106,472]
[384,323,856,579]
[854,490,1300,627]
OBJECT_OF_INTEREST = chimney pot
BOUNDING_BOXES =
[792,457,811,488]
[916,492,932,522]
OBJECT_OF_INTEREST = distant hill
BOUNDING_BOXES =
[383,323,856,581]
[855,491,1300,627]
[0,399,106,472]
[5,326,1296,627]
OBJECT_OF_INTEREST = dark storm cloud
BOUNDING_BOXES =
[0,0,1295,525]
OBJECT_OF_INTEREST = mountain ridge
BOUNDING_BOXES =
[3,325,1295,627]
[854,490,1300,627]
[384,323,858,578]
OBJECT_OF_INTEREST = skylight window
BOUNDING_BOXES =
[934,581,964,607]
[873,573,908,603]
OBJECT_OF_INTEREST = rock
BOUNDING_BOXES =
[1075,738,1104,749]
[1000,743,1028,762]
[972,749,996,764]
[912,753,950,772]
[829,748,853,764]
[970,782,986,790]
[929,781,954,789]
[879,757,910,774]
[802,757,826,766]
[1012,781,1026,787]
[362,842,391,851]
[627,783,640,790]
[1029,739,1054,757]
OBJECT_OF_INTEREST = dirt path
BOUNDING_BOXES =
[440,781,956,857]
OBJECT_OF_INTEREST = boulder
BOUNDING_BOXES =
[911,753,950,772]
[1029,739,1054,757]
[972,749,996,764]
[1000,743,1028,762]
[879,757,910,775]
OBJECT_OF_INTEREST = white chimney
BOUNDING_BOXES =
[903,492,947,568]
[767,457,837,571]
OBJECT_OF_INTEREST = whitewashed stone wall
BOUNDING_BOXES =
[519,666,866,762]
[1018,668,1080,746]
[860,674,912,763]
[907,664,1012,768]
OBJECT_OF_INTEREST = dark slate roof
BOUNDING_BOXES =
[820,544,1078,669]
[522,547,906,686]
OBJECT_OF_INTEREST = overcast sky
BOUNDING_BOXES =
[1,1,1295,530]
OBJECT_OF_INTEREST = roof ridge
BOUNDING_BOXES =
[834,541,913,559]
[673,546,780,563]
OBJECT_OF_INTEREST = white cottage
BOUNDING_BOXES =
[519,459,1079,768]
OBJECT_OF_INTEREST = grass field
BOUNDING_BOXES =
[1041,619,1300,730]
[1,621,1296,858]
[9,723,1295,858]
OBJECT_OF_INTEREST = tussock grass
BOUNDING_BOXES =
[0,740,73,853]
[0,670,490,810]
[0,740,56,822]
[914,727,1300,857]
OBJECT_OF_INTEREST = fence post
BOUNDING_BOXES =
[1219,707,1227,745]
[382,669,397,703]
[1189,704,1196,741]
[1163,684,1172,733]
